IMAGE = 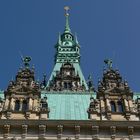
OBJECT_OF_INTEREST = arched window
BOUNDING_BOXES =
[22,100,28,111]
[64,82,67,89]
[15,100,20,111]
[118,101,123,112]
[110,101,116,112]
[68,82,72,89]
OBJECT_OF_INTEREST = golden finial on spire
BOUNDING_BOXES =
[64,6,70,16]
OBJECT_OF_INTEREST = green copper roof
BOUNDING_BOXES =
[42,92,140,120]
[0,90,140,120]
[133,92,140,100]
[0,91,4,99]
[42,91,95,120]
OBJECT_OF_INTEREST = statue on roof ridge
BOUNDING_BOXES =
[104,59,113,69]
[22,56,31,68]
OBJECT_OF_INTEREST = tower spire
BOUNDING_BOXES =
[64,6,71,33]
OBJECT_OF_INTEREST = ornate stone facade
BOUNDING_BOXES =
[1,57,49,121]
[87,60,138,121]
[48,62,85,91]
[0,7,140,140]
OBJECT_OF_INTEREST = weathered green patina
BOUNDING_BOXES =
[41,91,95,120]
[0,90,4,99]
[0,90,140,120]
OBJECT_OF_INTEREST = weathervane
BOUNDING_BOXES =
[64,6,71,32]
[64,6,70,16]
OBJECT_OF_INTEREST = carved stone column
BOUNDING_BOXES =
[100,98,105,112]
[28,97,33,111]
[92,126,99,140]
[3,125,10,139]
[0,101,3,113]
[110,126,116,140]
[33,97,38,111]
[19,99,23,111]
[4,98,10,111]
[75,125,80,139]
[115,101,119,112]
[128,126,134,140]
[10,97,15,111]
[106,98,111,112]
[39,125,46,139]
[128,97,133,112]
[21,125,28,139]
[57,125,63,139]
[124,99,129,112]
[124,99,130,120]
[106,102,111,120]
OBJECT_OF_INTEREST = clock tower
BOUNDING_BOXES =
[47,7,88,90]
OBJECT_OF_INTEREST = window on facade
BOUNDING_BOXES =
[69,36,72,39]
[15,100,20,111]
[42,102,48,108]
[110,101,116,112]
[64,82,67,89]
[22,100,28,111]
[118,101,123,112]
[68,82,72,89]
[65,35,69,39]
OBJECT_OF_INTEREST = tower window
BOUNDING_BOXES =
[118,101,123,112]
[110,101,116,112]
[15,100,20,111]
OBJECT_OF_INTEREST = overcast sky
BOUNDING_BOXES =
[0,0,140,92]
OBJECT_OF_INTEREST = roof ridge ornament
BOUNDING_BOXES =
[64,6,71,33]
[104,59,113,69]
[22,56,31,68]
[75,32,79,44]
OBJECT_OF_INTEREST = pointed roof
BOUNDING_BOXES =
[47,6,88,90]
[64,6,71,33]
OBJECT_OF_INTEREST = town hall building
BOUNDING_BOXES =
[0,7,139,140]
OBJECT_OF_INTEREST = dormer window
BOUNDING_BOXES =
[15,100,20,111]
[110,101,116,112]
[22,100,28,111]
[64,34,72,41]
[118,101,123,112]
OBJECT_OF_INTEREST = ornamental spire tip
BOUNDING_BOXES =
[64,6,71,33]
[64,6,70,16]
